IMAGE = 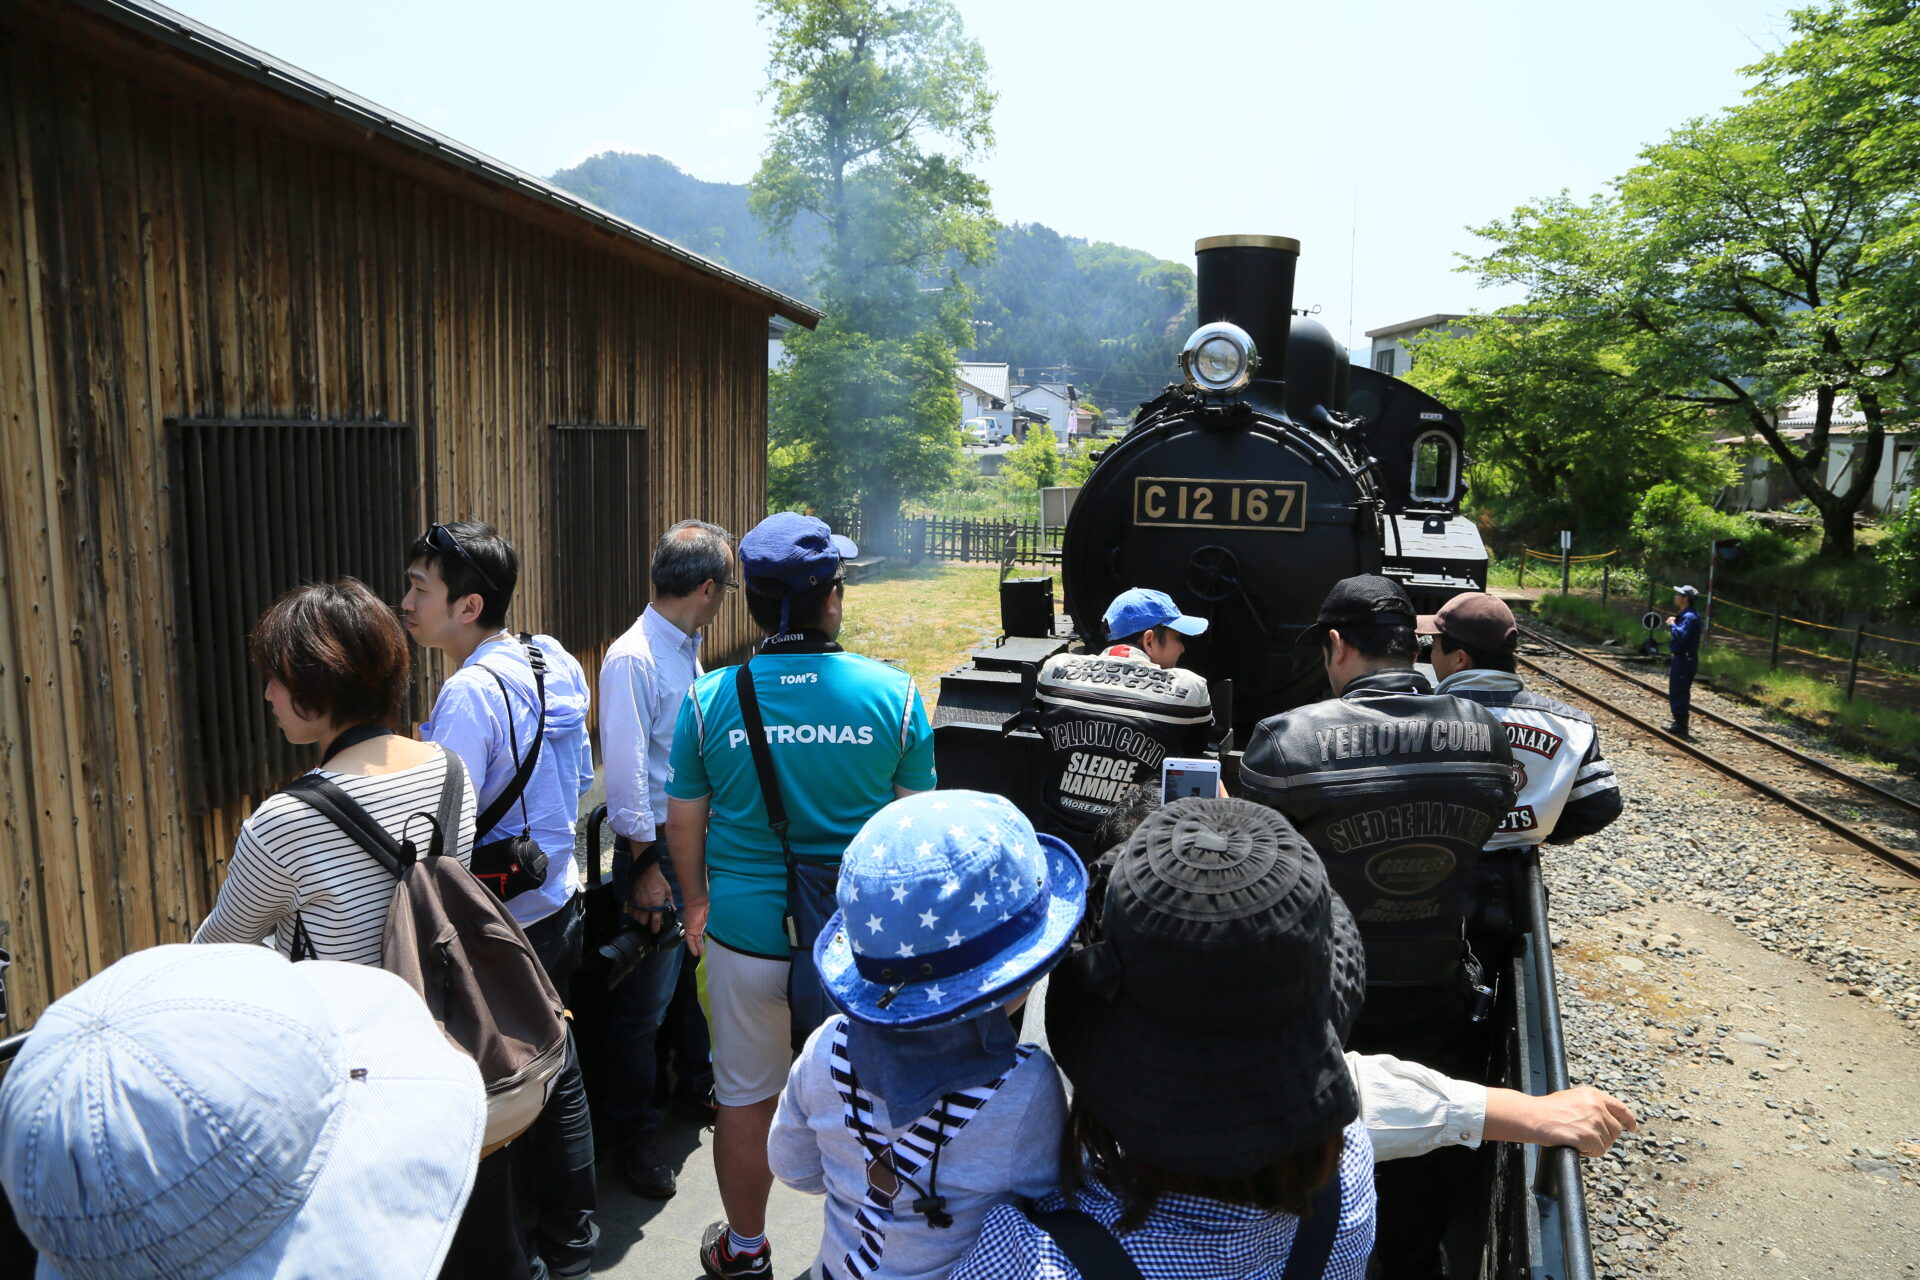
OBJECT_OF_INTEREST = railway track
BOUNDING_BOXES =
[1511,624,1920,881]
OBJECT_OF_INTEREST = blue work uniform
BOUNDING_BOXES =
[1668,606,1702,724]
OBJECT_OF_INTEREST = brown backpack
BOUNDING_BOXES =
[283,748,568,1151]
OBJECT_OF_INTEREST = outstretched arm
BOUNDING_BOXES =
[1484,1085,1638,1157]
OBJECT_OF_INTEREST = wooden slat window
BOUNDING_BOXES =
[169,420,419,811]
[548,425,650,654]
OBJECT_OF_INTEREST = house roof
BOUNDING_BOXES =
[1775,391,1868,429]
[1365,313,1466,340]
[958,362,1010,402]
[81,0,821,328]
[956,376,1001,405]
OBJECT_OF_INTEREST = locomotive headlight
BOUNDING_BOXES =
[1179,322,1258,395]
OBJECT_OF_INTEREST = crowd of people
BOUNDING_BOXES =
[0,512,1640,1280]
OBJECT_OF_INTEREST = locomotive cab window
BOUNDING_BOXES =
[1410,430,1458,504]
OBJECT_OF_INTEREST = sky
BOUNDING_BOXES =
[179,0,1799,354]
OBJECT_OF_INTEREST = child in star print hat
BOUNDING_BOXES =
[768,789,1087,1280]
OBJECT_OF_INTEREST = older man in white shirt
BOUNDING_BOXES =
[599,519,735,1201]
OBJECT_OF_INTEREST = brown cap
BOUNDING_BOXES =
[1416,592,1518,652]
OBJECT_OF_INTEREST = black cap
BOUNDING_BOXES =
[1315,574,1416,630]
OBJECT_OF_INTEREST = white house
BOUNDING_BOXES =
[1719,392,1916,514]
[957,360,1014,436]
[1012,382,1090,444]
[1365,314,1469,377]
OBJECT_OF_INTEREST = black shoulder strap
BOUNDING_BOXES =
[1280,1166,1344,1280]
[282,775,408,879]
[1027,1208,1146,1280]
[734,660,795,863]
[475,633,548,836]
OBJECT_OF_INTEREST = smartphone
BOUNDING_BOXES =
[1162,756,1221,804]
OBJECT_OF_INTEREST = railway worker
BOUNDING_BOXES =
[665,512,936,1280]
[1666,584,1704,737]
[404,519,600,1280]
[1236,574,1516,1280]
[597,519,734,1201]
[1423,592,1623,859]
[1100,586,1208,668]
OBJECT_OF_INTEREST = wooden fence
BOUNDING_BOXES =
[827,513,1064,566]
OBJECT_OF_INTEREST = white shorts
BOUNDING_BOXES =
[704,940,794,1106]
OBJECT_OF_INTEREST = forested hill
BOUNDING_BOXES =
[547,150,1194,414]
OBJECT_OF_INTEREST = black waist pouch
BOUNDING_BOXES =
[471,833,549,901]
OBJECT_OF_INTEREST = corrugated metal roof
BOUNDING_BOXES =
[79,0,822,328]
[957,361,1010,403]
[1776,390,1868,429]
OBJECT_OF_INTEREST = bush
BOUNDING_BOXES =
[1629,483,1793,571]
[1001,428,1062,493]
[1885,498,1920,608]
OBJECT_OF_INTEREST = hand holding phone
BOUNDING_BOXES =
[1162,756,1221,804]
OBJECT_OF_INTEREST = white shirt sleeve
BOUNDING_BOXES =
[1348,1050,1487,1162]
[598,651,657,843]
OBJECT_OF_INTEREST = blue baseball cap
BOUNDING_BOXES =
[740,512,858,597]
[1103,588,1209,641]
[815,791,1087,1029]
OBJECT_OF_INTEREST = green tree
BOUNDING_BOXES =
[1000,425,1061,495]
[1465,1,1920,557]
[1405,313,1733,538]
[753,0,996,541]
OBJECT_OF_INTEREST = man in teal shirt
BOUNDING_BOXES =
[666,512,935,1280]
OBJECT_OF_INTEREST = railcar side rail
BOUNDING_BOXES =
[1514,856,1597,1280]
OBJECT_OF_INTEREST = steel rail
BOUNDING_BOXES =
[1509,638,1920,880]
[1524,857,1596,1280]
[1516,625,1920,820]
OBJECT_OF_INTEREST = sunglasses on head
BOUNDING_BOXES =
[426,523,501,595]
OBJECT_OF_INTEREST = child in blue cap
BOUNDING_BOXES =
[768,790,1087,1280]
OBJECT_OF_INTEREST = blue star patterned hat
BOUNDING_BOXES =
[815,790,1087,1028]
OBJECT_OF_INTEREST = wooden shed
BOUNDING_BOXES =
[0,0,820,1031]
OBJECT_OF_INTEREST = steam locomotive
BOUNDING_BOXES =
[932,237,1595,1280]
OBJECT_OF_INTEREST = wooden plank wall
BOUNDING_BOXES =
[0,4,774,1031]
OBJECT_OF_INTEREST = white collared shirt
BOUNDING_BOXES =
[1349,1050,1486,1161]
[599,604,703,843]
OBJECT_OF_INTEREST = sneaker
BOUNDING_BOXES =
[622,1132,677,1200]
[700,1221,772,1279]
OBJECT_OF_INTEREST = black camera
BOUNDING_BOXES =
[596,907,685,991]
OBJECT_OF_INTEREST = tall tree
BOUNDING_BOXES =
[1405,313,1733,537]
[1464,0,1920,556]
[752,0,997,539]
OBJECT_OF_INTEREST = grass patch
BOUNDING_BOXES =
[1534,592,1638,644]
[838,562,1005,707]
[1701,648,1920,751]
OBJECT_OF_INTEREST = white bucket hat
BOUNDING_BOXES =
[0,944,484,1279]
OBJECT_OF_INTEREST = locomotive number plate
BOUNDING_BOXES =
[1132,477,1307,532]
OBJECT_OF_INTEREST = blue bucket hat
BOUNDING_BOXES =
[740,512,858,597]
[815,791,1087,1028]
[1103,588,1209,642]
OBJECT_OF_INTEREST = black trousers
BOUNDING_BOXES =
[521,894,599,1278]
[1348,987,1493,1280]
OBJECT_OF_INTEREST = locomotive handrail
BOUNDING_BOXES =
[1520,855,1597,1280]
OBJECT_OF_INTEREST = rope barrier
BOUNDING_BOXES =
[1711,594,1920,650]
[1702,619,1920,681]
[1521,547,1620,563]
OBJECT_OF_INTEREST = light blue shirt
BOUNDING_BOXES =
[422,631,595,927]
[600,605,703,845]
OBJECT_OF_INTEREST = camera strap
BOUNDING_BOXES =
[475,633,548,838]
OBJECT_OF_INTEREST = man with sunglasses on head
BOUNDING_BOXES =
[404,519,599,1280]
[597,519,735,1201]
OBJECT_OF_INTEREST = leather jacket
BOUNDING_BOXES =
[1238,668,1517,987]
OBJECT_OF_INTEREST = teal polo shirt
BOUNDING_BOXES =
[666,650,936,958]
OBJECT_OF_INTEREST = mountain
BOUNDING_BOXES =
[547,151,1195,414]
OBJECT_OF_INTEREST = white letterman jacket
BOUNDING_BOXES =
[1436,668,1622,850]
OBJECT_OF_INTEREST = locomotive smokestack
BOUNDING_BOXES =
[1194,235,1301,388]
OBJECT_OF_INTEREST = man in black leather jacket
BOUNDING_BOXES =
[1239,575,1516,1279]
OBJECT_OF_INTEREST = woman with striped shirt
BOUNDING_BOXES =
[195,578,476,964]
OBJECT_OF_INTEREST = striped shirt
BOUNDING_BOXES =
[194,748,477,965]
